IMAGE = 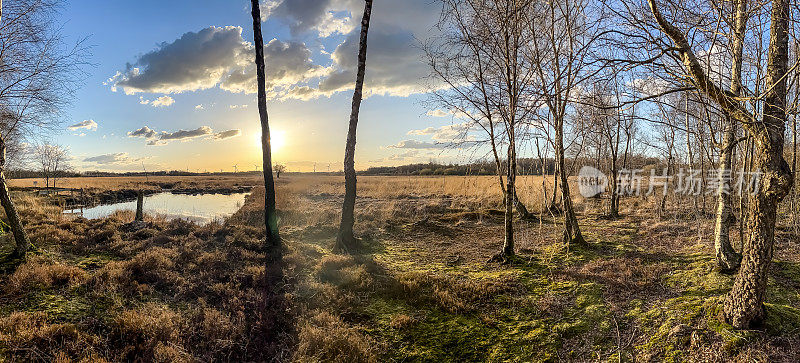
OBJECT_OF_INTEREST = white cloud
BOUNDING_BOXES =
[408,122,471,142]
[195,104,204,110]
[139,95,175,107]
[426,109,449,118]
[67,120,98,131]
[388,140,448,149]
[83,152,142,165]
[152,95,175,107]
[229,104,248,109]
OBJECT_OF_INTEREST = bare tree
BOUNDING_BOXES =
[33,142,69,189]
[524,0,606,246]
[0,0,85,257]
[337,0,373,252]
[250,0,280,248]
[426,0,539,259]
[274,164,286,179]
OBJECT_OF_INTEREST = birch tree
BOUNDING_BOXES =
[337,0,373,252]
[0,0,85,258]
[646,0,793,329]
[426,0,539,259]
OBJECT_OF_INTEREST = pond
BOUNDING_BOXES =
[63,192,249,225]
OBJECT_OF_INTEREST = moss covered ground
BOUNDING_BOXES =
[1,175,799,361]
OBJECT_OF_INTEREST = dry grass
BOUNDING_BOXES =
[0,174,799,361]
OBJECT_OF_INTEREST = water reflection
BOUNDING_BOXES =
[63,192,249,225]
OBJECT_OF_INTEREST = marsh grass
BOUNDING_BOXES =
[0,175,799,361]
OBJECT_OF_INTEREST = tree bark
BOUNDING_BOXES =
[723,0,793,328]
[0,133,29,257]
[714,0,747,272]
[503,142,515,257]
[337,0,372,252]
[649,0,794,327]
[556,114,585,246]
[714,126,742,271]
[251,0,280,248]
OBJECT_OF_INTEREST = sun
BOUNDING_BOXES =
[254,130,286,153]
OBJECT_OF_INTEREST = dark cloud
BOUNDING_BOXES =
[128,126,157,138]
[213,129,241,140]
[316,29,430,97]
[108,26,320,96]
[269,0,346,36]
[128,125,238,145]
[159,126,213,140]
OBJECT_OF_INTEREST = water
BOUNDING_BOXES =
[63,192,249,225]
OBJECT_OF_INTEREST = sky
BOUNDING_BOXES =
[53,0,475,173]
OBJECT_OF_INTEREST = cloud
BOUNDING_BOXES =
[267,0,356,37]
[139,95,175,107]
[408,122,471,142]
[128,125,239,145]
[108,26,323,98]
[388,140,448,149]
[426,109,449,118]
[109,1,439,101]
[152,95,175,107]
[83,152,141,165]
[229,104,248,109]
[213,129,241,140]
[158,126,213,141]
[313,28,430,98]
[128,126,157,138]
[195,104,204,110]
[67,120,98,131]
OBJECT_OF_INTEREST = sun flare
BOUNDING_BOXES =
[255,130,286,153]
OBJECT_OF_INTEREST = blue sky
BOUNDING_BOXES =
[51,0,467,172]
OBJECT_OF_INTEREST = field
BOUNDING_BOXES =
[1,174,800,361]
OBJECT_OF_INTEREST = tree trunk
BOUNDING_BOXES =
[503,142,515,257]
[724,0,793,328]
[251,0,280,248]
[0,134,29,257]
[609,147,619,218]
[135,190,144,222]
[714,127,742,272]
[556,115,585,246]
[337,0,372,252]
[714,0,747,271]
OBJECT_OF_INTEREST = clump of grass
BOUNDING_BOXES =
[5,255,88,295]
[0,311,100,361]
[295,311,378,363]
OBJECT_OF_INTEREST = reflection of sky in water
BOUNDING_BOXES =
[64,192,249,225]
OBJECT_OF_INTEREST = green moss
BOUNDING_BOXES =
[664,257,733,295]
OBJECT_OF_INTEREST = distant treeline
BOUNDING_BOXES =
[361,155,663,176]
[6,169,264,179]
